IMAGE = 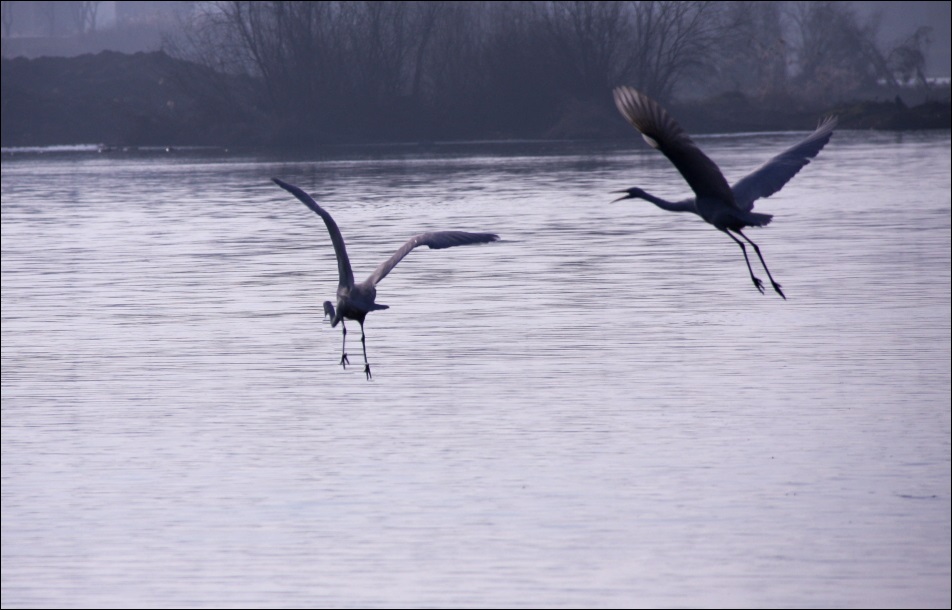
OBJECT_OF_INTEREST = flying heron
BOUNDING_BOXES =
[612,86,837,298]
[273,178,499,379]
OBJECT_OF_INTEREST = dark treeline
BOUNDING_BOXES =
[168,1,936,145]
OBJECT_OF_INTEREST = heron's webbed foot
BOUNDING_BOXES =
[364,364,372,380]
[340,353,350,368]
[772,282,786,300]
[752,276,765,294]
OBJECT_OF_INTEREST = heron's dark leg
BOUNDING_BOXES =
[359,320,371,380]
[339,321,350,368]
[724,230,765,294]
[736,229,785,299]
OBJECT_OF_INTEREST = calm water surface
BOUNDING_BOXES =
[2,132,950,608]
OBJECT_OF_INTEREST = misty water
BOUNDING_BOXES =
[2,131,950,608]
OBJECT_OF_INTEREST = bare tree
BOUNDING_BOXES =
[39,1,58,36]
[541,1,630,100]
[178,2,340,136]
[408,1,443,103]
[417,1,487,135]
[342,2,414,115]
[2,1,16,39]
[624,1,723,101]
[177,1,446,140]
[69,1,101,34]
[715,1,788,99]
[888,26,931,86]
[477,1,559,135]
[169,0,924,144]
[787,1,888,101]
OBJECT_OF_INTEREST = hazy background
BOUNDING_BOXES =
[2,1,949,78]
[2,1,950,147]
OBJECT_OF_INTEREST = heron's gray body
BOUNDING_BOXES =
[696,196,774,232]
[330,285,387,325]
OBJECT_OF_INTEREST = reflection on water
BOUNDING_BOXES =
[2,133,950,608]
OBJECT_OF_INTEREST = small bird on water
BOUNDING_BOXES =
[612,86,837,298]
[273,178,499,380]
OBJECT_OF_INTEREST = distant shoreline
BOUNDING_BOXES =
[3,51,949,149]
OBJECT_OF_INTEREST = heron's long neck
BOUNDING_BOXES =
[641,192,695,213]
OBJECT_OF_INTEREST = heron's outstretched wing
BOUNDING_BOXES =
[731,116,838,211]
[273,178,355,290]
[613,86,735,204]
[366,231,499,287]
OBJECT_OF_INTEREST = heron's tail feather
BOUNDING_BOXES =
[746,211,773,227]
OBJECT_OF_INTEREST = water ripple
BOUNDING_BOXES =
[3,135,950,608]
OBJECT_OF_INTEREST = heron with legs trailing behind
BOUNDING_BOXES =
[612,86,837,298]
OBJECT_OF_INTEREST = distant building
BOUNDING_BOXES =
[2,1,191,58]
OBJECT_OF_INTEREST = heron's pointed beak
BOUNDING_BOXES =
[612,190,632,203]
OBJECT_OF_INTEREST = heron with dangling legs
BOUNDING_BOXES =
[273,178,500,380]
[612,86,837,299]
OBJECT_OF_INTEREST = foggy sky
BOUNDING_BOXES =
[2,1,950,77]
